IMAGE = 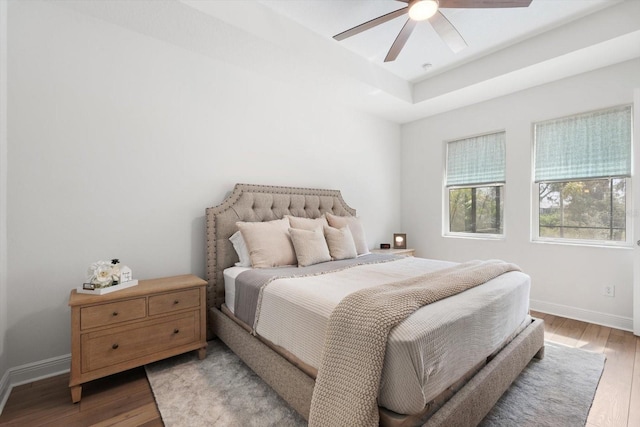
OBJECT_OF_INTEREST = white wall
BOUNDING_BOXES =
[0,0,9,394]
[402,59,640,330]
[5,0,400,371]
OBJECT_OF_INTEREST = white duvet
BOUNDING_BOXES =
[226,257,530,415]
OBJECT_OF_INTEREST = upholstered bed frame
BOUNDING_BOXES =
[205,183,544,426]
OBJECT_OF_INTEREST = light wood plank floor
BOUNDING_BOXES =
[530,311,639,427]
[0,312,638,426]
[0,367,162,427]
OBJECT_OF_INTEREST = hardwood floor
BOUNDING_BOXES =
[0,312,638,426]
[0,367,162,426]
[530,311,639,427]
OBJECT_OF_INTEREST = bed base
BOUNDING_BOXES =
[210,307,545,427]
[210,306,315,418]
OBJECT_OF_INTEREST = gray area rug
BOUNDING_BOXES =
[145,340,605,427]
[479,341,605,427]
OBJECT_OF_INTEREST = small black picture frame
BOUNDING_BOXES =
[393,233,406,249]
[82,282,96,290]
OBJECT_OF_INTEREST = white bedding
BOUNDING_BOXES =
[225,257,530,415]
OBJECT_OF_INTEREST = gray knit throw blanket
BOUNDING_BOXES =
[308,259,521,427]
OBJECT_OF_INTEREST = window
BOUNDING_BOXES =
[445,131,505,236]
[533,105,632,245]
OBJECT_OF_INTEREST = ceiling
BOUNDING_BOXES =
[58,0,640,123]
[257,0,618,82]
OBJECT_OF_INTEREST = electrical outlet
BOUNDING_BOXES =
[603,285,615,297]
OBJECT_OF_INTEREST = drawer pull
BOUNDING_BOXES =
[173,329,180,334]
[173,300,179,305]
[112,343,119,350]
[112,311,118,316]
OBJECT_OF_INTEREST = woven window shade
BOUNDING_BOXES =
[446,132,506,187]
[534,105,632,182]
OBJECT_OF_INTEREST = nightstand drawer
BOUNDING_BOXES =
[80,298,146,330]
[371,248,415,257]
[82,311,199,372]
[148,288,200,316]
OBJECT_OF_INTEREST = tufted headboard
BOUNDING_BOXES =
[205,183,356,314]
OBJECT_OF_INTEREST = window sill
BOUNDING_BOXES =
[531,238,632,249]
[443,233,505,241]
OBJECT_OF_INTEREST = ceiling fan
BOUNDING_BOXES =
[333,0,533,62]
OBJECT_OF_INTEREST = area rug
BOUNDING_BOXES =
[145,340,605,427]
[478,341,605,427]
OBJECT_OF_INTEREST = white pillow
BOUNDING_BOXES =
[323,226,358,260]
[286,215,329,231]
[229,231,251,267]
[236,218,296,268]
[325,213,369,255]
[289,228,331,267]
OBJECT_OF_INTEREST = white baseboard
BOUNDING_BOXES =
[530,299,633,332]
[0,368,9,416]
[0,354,71,415]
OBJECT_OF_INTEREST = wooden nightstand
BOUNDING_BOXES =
[371,248,415,257]
[68,274,207,403]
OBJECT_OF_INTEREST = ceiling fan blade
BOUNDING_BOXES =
[430,11,467,53]
[333,7,408,41]
[384,18,417,62]
[439,0,532,8]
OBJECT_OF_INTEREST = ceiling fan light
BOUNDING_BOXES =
[408,0,439,21]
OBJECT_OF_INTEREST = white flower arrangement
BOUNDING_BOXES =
[79,258,137,295]
[87,259,122,289]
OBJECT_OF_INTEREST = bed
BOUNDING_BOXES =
[206,183,545,426]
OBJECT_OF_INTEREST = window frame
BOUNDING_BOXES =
[445,183,506,239]
[531,105,633,248]
[531,177,632,247]
[443,130,507,240]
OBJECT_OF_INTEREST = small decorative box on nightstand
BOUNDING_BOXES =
[371,248,415,257]
[68,274,207,403]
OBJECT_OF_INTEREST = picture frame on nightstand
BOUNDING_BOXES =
[393,233,407,249]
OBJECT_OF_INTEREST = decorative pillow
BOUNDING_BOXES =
[325,213,369,255]
[323,226,358,260]
[286,215,329,231]
[229,231,251,267]
[289,228,331,267]
[236,218,296,268]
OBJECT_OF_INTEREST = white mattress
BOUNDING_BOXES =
[225,257,530,415]
[223,266,250,314]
